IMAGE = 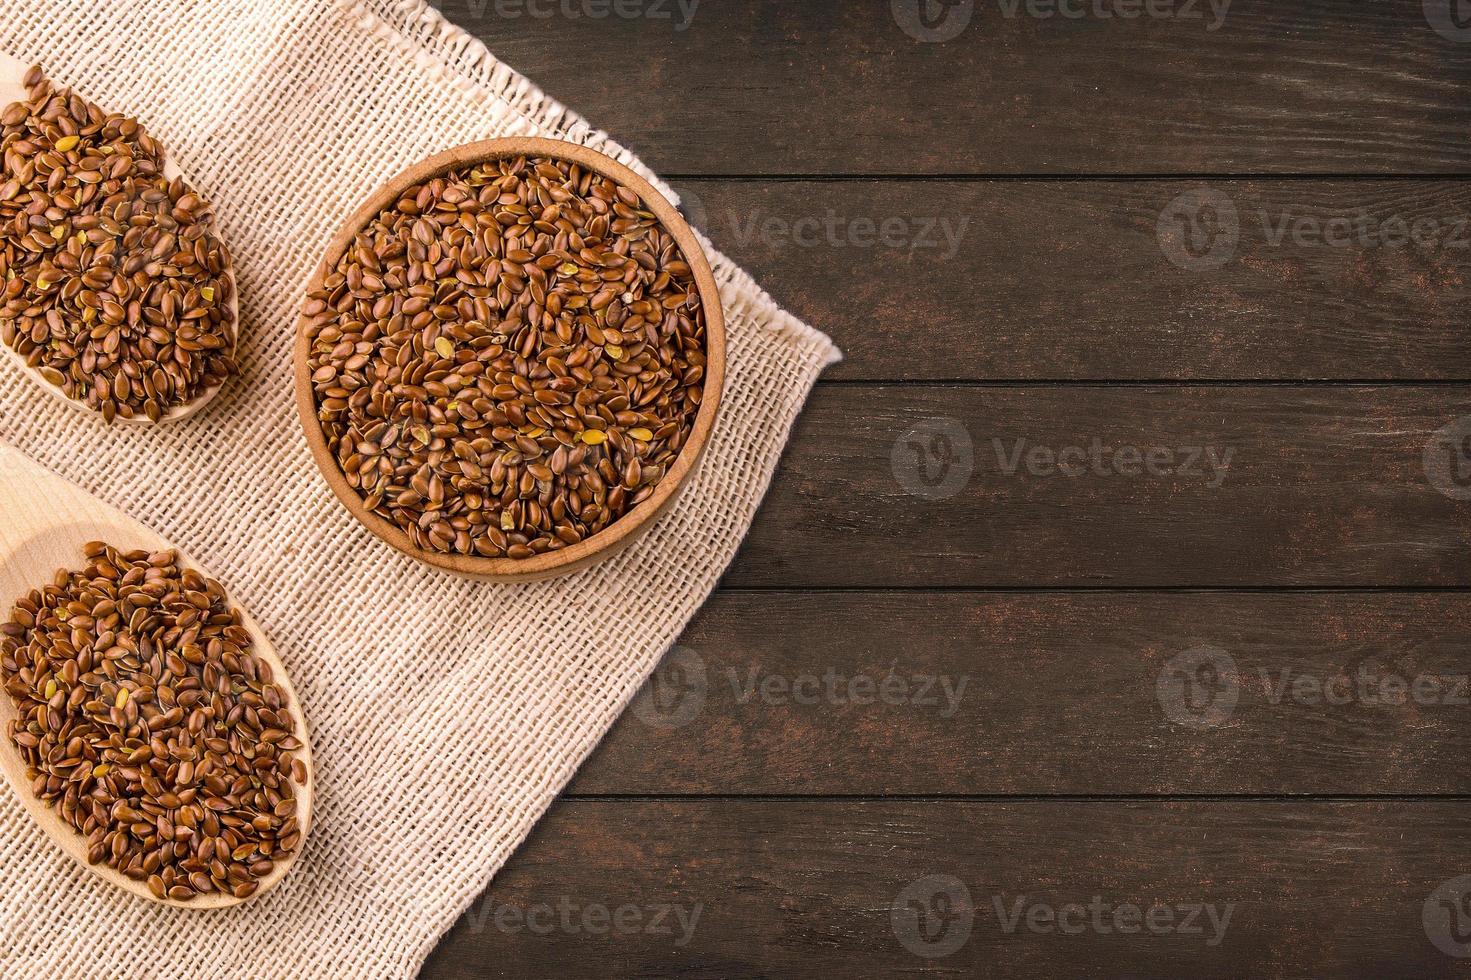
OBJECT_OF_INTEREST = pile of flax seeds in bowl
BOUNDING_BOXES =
[301,154,710,559]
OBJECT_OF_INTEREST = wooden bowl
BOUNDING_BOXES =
[294,138,725,582]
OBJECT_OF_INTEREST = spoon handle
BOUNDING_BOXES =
[0,446,157,577]
[0,51,29,106]
[0,445,93,562]
[0,51,26,74]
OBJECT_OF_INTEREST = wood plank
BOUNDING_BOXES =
[422,800,1471,978]
[567,592,1471,796]
[672,179,1471,380]
[725,385,1471,587]
[434,0,1471,175]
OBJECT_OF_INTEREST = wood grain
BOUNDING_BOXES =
[406,8,1471,980]
[671,179,1471,380]
[422,800,1471,978]
[725,385,1471,588]
[433,0,1471,175]
[567,591,1471,796]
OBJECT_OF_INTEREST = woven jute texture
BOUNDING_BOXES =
[0,1,839,976]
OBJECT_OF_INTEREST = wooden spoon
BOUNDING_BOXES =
[0,444,312,907]
[0,52,240,424]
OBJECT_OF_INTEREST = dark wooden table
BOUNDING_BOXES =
[420,2,1471,976]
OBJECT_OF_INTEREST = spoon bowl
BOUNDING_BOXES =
[0,444,312,907]
[0,52,240,424]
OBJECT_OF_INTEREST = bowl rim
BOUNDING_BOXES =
[293,137,726,582]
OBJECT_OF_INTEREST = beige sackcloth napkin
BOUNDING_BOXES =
[0,0,839,976]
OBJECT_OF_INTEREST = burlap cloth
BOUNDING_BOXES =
[0,1,839,976]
